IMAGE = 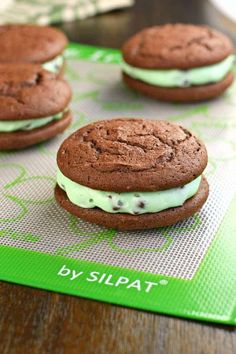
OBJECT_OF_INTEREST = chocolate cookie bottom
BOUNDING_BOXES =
[123,72,234,102]
[0,110,72,150]
[55,176,209,230]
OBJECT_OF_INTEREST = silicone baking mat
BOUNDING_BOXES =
[0,43,236,325]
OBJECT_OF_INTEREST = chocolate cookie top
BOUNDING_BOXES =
[122,24,234,69]
[0,25,67,63]
[57,118,207,192]
[0,64,71,120]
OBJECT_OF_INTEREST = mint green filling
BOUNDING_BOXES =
[57,168,202,215]
[0,112,64,132]
[122,54,235,87]
[42,54,64,74]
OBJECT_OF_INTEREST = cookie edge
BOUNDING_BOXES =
[0,110,72,150]
[55,176,209,230]
[122,72,234,102]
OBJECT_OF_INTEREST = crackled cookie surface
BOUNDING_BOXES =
[0,25,67,75]
[56,118,209,230]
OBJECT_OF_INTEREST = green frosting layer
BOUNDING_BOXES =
[0,112,64,132]
[57,168,201,215]
[42,54,64,74]
[122,55,235,87]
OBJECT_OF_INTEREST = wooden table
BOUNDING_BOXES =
[1,1,236,353]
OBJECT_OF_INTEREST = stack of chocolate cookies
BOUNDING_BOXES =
[1,22,234,230]
[0,25,72,150]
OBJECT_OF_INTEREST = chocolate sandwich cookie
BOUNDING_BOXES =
[0,64,72,150]
[0,25,68,76]
[122,24,235,102]
[55,118,209,230]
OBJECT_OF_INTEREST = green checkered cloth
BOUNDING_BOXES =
[0,0,134,25]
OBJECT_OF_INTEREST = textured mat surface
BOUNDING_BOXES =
[0,43,236,325]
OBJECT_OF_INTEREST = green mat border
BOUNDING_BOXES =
[65,42,122,63]
[0,43,236,325]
